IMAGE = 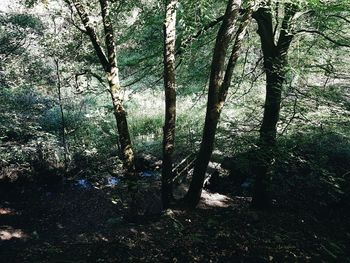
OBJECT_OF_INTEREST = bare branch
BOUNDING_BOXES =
[176,15,224,56]
[296,29,350,48]
[328,14,350,24]
[70,0,110,70]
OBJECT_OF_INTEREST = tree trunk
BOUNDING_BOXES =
[99,0,135,172]
[252,58,285,209]
[184,0,250,208]
[70,0,109,71]
[108,68,135,172]
[252,4,296,209]
[54,59,68,170]
[162,0,178,208]
[260,58,285,145]
[71,0,135,172]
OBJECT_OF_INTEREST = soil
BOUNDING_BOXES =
[0,179,349,263]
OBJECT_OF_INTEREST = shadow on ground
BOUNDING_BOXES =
[0,179,349,263]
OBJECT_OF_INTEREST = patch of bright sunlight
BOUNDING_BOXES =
[0,208,15,215]
[0,227,28,241]
[199,190,233,208]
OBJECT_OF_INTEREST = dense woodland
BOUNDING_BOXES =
[0,0,349,262]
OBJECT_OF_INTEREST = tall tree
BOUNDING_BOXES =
[68,0,135,172]
[184,0,254,208]
[162,0,178,208]
[251,0,350,209]
[255,2,297,146]
[54,59,69,170]
[251,2,297,209]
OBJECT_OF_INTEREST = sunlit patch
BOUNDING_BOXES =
[0,227,28,240]
[0,208,15,215]
[199,190,233,208]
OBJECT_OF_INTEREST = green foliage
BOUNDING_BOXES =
[0,86,65,182]
[7,13,44,32]
[175,106,205,154]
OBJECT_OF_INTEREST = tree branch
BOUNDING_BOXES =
[220,5,254,102]
[328,14,350,24]
[69,0,110,71]
[296,29,350,48]
[176,15,224,56]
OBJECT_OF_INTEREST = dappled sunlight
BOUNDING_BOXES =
[198,190,233,208]
[0,226,28,241]
[0,0,349,261]
[0,207,15,215]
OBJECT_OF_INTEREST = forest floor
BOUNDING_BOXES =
[0,177,349,263]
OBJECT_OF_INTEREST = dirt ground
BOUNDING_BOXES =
[0,179,349,263]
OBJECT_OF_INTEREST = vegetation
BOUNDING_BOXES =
[0,0,349,262]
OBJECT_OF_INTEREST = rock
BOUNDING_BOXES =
[207,162,221,174]
[135,153,162,172]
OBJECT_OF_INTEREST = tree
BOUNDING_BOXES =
[251,0,350,209]
[54,59,69,170]
[184,0,254,208]
[68,0,135,172]
[251,2,297,209]
[162,0,178,208]
[0,12,44,86]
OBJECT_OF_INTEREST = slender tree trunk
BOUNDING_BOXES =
[184,0,254,208]
[252,4,296,209]
[162,0,178,208]
[107,67,135,173]
[70,0,109,70]
[70,0,135,172]
[54,59,68,170]
[99,0,135,172]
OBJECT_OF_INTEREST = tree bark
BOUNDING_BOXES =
[184,0,253,208]
[252,4,296,209]
[162,0,178,208]
[99,0,135,172]
[54,59,68,170]
[70,0,135,172]
[70,0,109,70]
